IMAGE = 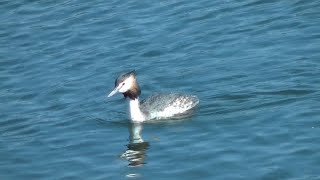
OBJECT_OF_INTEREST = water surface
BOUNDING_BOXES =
[1,0,320,179]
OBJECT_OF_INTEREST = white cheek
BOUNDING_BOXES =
[118,85,125,93]
[118,78,133,93]
[119,83,130,93]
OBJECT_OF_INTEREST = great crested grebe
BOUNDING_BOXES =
[107,71,199,122]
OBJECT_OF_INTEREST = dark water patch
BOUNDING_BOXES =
[255,89,316,96]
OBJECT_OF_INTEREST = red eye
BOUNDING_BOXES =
[122,82,125,85]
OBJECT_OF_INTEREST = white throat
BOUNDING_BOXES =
[129,98,145,122]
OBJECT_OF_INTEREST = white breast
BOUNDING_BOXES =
[129,98,145,122]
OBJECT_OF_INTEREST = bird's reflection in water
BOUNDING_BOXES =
[121,123,149,166]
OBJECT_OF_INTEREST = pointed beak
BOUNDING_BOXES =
[107,86,121,97]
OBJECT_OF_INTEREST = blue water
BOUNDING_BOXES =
[1,0,320,179]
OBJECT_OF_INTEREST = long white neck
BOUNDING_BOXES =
[129,98,145,122]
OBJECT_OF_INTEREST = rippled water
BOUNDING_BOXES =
[1,0,320,179]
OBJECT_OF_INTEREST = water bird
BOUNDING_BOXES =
[107,71,199,122]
